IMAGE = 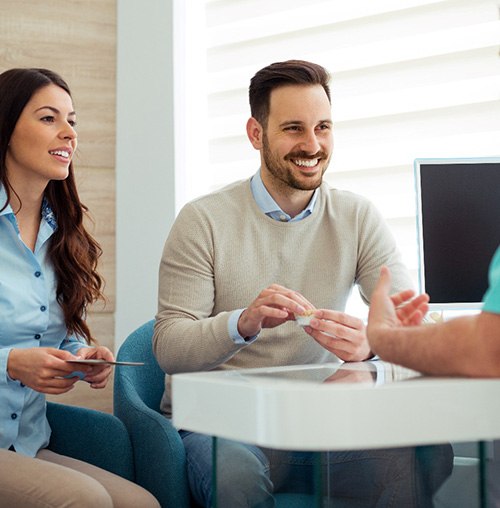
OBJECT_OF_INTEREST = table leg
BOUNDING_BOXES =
[479,440,487,508]
[211,436,218,508]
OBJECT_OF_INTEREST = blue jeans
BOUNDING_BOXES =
[180,431,453,508]
[180,431,273,508]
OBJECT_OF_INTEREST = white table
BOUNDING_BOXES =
[172,361,500,507]
[172,361,500,451]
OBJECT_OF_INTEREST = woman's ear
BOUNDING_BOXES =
[246,117,264,150]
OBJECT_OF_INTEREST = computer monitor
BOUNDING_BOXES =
[414,157,500,310]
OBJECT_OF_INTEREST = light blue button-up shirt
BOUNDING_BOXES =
[0,185,87,456]
[250,169,318,223]
[227,170,318,343]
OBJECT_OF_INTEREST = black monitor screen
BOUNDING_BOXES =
[415,158,500,308]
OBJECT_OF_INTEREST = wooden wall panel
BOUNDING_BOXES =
[0,0,116,169]
[77,167,116,311]
[1,1,116,412]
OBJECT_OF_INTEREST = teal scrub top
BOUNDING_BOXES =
[482,246,500,314]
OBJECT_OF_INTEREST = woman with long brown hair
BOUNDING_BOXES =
[0,67,159,507]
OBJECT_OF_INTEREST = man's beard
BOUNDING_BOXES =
[262,133,329,192]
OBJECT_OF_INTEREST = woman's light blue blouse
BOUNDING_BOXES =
[0,185,87,456]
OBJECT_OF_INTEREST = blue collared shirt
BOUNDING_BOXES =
[251,169,318,222]
[0,185,87,456]
[227,170,319,343]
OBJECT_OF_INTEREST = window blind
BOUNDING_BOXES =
[176,0,500,315]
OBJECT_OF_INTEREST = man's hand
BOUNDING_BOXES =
[7,348,87,394]
[75,346,114,389]
[367,266,429,349]
[237,284,314,338]
[304,268,429,362]
[304,310,371,362]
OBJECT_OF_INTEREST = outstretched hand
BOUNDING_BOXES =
[367,266,429,343]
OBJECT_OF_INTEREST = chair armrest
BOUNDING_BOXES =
[114,376,191,508]
[46,401,134,481]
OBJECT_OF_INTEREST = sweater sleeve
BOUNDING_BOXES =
[153,203,247,374]
[355,199,414,304]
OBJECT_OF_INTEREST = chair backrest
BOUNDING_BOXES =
[115,320,165,412]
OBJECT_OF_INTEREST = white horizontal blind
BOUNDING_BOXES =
[177,0,500,316]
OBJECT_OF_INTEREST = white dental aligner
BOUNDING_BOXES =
[295,311,315,327]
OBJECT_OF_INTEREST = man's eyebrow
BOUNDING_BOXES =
[279,119,333,127]
[279,120,302,127]
[35,106,76,116]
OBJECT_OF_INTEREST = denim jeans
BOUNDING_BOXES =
[180,430,453,508]
[180,431,273,508]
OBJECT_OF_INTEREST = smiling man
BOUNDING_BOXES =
[249,83,332,202]
[153,60,452,507]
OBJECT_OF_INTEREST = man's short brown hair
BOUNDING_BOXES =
[249,60,331,126]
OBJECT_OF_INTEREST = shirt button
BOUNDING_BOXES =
[34,334,41,340]
[11,413,17,420]
[34,271,41,277]
[279,214,287,222]
[40,306,46,312]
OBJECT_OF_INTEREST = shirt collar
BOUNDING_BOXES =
[0,184,57,231]
[250,169,318,222]
[0,184,13,216]
[41,197,57,231]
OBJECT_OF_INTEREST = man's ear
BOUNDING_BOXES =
[246,117,264,150]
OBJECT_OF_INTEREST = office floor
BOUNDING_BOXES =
[46,371,114,414]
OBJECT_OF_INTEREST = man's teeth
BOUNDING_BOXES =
[49,150,70,158]
[294,159,318,167]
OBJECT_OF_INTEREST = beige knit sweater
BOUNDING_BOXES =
[153,178,413,417]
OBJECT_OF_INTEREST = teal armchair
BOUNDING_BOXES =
[46,401,134,481]
[113,320,191,508]
[113,321,317,508]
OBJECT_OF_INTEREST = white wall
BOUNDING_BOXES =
[116,0,176,346]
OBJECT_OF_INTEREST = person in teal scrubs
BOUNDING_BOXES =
[366,245,500,376]
[367,246,500,507]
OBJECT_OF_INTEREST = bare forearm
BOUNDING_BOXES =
[370,315,498,377]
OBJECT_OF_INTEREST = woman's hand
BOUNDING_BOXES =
[75,346,114,389]
[7,348,86,394]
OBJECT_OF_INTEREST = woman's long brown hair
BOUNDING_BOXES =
[0,68,104,344]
